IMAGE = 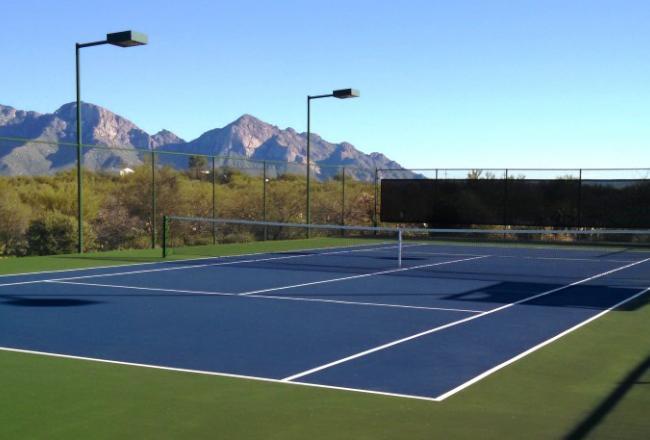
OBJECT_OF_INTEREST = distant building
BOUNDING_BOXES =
[119,167,135,177]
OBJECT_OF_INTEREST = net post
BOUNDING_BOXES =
[162,215,169,258]
[398,229,403,268]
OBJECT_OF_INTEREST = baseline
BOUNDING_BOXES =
[0,346,440,402]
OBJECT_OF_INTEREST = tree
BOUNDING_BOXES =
[188,155,208,179]
[0,190,32,255]
[94,196,144,250]
[26,211,97,255]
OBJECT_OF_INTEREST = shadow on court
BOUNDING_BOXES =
[443,283,649,312]
[258,279,648,312]
[0,295,102,307]
[564,347,650,439]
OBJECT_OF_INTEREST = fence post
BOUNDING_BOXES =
[212,156,216,244]
[341,167,346,226]
[151,152,156,249]
[504,169,509,227]
[263,160,267,241]
[434,169,439,223]
[374,168,379,228]
[341,167,346,237]
[578,168,583,228]
[504,169,509,239]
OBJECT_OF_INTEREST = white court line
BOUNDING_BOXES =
[45,280,483,314]
[0,346,439,402]
[45,281,231,296]
[2,286,648,404]
[0,243,398,288]
[7,260,649,403]
[238,256,489,296]
[0,241,399,280]
[281,256,650,382]
[0,280,53,288]
[435,284,650,401]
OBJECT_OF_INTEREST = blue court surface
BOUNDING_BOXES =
[1,241,649,401]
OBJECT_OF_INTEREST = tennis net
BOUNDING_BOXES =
[162,217,650,278]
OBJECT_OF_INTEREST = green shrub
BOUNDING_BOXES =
[26,211,97,255]
[0,190,32,256]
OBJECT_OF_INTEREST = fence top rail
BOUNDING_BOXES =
[167,216,650,235]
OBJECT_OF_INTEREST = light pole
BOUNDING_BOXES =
[306,88,359,235]
[76,31,147,253]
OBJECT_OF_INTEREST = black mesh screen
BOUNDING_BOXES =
[506,180,580,227]
[435,180,506,226]
[380,178,650,228]
[581,180,650,228]
[379,179,435,223]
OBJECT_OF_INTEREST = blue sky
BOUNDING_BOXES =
[1,0,648,169]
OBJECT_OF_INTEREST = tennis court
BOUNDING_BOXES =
[1,219,649,401]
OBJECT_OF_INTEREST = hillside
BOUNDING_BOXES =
[0,103,415,180]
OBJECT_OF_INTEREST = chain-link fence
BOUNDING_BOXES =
[1,136,648,257]
[0,137,380,256]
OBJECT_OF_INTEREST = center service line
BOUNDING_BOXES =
[238,256,489,296]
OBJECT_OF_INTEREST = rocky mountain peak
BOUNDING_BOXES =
[0,104,42,128]
[0,102,417,180]
[152,129,185,147]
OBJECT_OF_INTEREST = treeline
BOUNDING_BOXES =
[0,164,375,256]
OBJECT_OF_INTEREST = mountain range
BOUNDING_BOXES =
[0,102,415,180]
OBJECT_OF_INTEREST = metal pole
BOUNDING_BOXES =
[374,168,379,228]
[151,152,156,249]
[303,91,347,235]
[434,169,439,224]
[341,167,346,237]
[341,167,346,226]
[75,44,83,254]
[212,156,216,244]
[578,169,583,229]
[504,169,509,240]
[504,169,509,227]
[306,96,311,237]
[263,160,267,241]
[162,216,168,258]
[397,230,403,268]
